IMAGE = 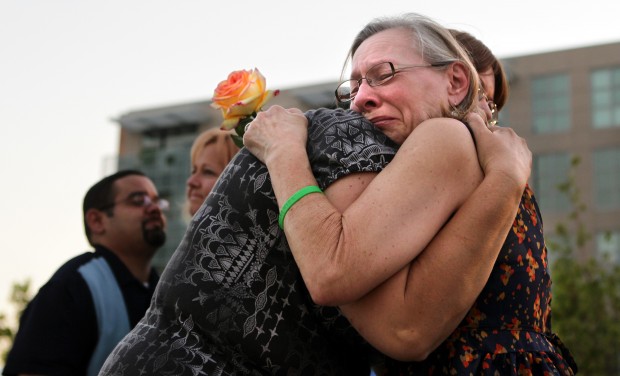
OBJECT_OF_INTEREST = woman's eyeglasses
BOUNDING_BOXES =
[335,61,453,103]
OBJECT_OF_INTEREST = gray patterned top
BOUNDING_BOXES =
[99,108,398,376]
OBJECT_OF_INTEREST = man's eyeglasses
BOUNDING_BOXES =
[335,61,453,103]
[478,89,499,126]
[99,192,170,212]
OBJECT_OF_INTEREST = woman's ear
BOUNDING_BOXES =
[446,61,470,105]
[85,208,106,236]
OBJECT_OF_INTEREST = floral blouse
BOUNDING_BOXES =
[384,186,578,375]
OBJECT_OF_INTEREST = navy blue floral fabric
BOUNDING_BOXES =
[385,186,577,375]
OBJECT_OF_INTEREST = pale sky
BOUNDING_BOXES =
[1,0,619,318]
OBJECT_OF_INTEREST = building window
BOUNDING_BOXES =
[597,231,620,263]
[533,153,571,212]
[591,67,620,129]
[531,74,571,133]
[594,147,620,210]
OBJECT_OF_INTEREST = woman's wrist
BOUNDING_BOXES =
[264,141,306,168]
[264,142,317,208]
[484,169,526,199]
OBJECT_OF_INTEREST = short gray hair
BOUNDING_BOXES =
[344,13,480,120]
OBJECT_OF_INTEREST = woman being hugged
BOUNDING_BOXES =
[245,13,576,374]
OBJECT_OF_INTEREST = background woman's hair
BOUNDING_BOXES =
[190,128,239,168]
[450,29,509,110]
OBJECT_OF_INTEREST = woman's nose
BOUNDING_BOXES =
[187,173,199,188]
[352,82,378,112]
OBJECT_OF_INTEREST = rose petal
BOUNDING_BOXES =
[220,116,242,130]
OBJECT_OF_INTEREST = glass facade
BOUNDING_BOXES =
[597,231,620,263]
[594,147,620,210]
[532,153,571,212]
[591,66,620,129]
[531,74,571,133]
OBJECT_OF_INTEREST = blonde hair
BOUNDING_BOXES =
[190,128,240,169]
[184,128,240,220]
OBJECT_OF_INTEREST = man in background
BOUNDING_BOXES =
[3,170,167,376]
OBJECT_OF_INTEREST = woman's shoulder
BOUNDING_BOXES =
[304,108,398,189]
[414,117,473,135]
[395,117,481,180]
[405,117,475,150]
[305,107,363,124]
[306,108,384,138]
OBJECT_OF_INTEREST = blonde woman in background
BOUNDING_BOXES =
[186,128,239,216]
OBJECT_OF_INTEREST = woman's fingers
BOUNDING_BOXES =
[244,106,308,163]
[465,112,531,186]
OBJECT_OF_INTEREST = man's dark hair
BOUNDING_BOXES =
[83,169,146,241]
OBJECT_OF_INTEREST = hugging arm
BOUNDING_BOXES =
[245,107,530,305]
[245,107,530,359]
[247,108,485,305]
[340,165,524,360]
[341,116,530,360]
[315,115,527,360]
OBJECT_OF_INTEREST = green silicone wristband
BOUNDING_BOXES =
[278,185,323,230]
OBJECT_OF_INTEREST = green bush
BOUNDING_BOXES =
[549,156,620,375]
[0,279,31,364]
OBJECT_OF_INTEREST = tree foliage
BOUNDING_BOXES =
[549,155,620,375]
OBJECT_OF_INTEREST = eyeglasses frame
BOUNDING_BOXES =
[98,192,170,212]
[335,61,455,103]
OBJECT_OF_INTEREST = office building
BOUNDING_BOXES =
[114,42,620,270]
[501,41,620,262]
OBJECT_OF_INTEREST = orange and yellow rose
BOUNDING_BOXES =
[211,68,279,131]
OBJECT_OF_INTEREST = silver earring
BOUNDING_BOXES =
[450,102,460,118]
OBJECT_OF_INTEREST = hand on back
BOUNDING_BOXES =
[466,112,532,188]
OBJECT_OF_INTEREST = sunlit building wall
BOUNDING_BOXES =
[501,41,620,262]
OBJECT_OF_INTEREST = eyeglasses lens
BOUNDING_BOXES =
[336,62,396,103]
[129,194,169,211]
